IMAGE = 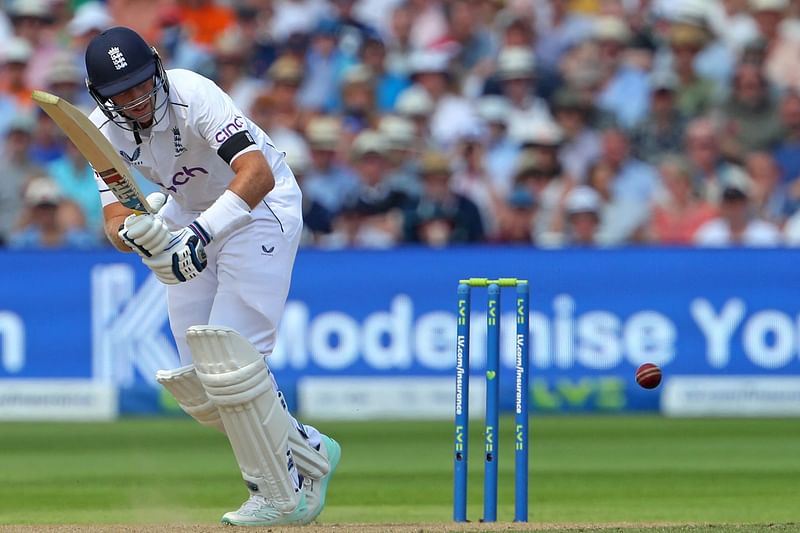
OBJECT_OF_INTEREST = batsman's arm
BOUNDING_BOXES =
[103,202,136,252]
[227,150,275,208]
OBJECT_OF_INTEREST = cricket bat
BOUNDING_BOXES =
[31,90,153,214]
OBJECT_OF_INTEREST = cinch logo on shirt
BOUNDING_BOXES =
[215,116,246,144]
[163,165,208,192]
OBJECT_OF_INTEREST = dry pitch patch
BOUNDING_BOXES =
[0,523,797,533]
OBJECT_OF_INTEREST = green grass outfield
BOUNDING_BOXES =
[0,416,798,531]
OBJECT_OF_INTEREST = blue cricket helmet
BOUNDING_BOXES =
[85,26,170,129]
[85,27,157,99]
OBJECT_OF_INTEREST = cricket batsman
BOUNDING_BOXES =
[83,26,340,526]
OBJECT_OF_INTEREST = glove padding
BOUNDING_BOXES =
[142,227,208,285]
[118,193,171,258]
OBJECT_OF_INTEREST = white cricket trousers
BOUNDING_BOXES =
[163,199,321,448]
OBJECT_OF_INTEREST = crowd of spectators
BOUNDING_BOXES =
[2,0,800,249]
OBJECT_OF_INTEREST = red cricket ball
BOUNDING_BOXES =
[635,363,662,389]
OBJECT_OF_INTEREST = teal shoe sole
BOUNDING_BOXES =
[220,494,308,526]
[303,435,341,524]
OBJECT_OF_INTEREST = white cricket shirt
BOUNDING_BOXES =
[90,69,301,228]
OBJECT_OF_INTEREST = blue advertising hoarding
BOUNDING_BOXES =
[1,246,799,417]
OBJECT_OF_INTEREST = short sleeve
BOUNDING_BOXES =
[191,76,257,165]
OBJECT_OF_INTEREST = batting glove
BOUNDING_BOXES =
[118,192,170,258]
[142,226,208,285]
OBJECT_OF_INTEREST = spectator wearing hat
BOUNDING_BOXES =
[248,92,308,160]
[7,0,58,91]
[476,95,519,195]
[265,54,306,132]
[0,37,34,111]
[65,2,115,100]
[489,7,550,97]
[663,2,736,98]
[540,186,603,247]
[379,114,423,197]
[516,120,567,182]
[280,134,333,247]
[751,0,800,91]
[0,115,42,244]
[493,46,553,143]
[303,116,360,214]
[323,130,411,248]
[718,61,782,157]
[694,170,781,246]
[511,150,569,242]
[649,154,717,245]
[67,2,113,49]
[349,128,412,210]
[592,16,650,130]
[575,159,650,245]
[405,49,479,148]
[564,186,603,246]
[9,177,96,250]
[630,70,688,164]
[664,20,718,119]
[403,150,484,244]
[551,87,601,183]
[558,42,606,112]
[44,52,90,108]
[337,64,377,133]
[394,85,435,146]
[494,186,537,244]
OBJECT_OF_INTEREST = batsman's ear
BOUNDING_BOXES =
[146,191,168,212]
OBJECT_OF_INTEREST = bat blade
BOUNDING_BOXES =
[32,90,153,214]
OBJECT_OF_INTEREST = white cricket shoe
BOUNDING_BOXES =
[221,493,308,526]
[299,435,341,525]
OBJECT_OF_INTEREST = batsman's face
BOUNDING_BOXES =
[111,79,156,127]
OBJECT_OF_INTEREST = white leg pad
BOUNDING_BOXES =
[277,390,330,479]
[186,325,300,512]
[156,364,225,433]
[157,365,330,479]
